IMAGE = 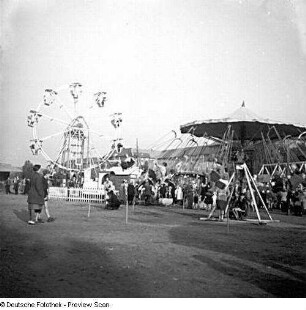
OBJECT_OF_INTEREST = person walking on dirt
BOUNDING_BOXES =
[27,164,45,225]
[35,170,55,223]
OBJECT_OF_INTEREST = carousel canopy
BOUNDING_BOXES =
[180,102,306,143]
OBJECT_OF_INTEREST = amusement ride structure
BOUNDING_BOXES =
[146,102,306,223]
[180,102,306,176]
[27,83,124,176]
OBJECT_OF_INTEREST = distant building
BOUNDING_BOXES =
[0,163,22,181]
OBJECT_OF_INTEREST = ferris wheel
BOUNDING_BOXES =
[27,83,123,173]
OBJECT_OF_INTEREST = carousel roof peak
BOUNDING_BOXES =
[180,101,306,141]
[228,102,261,122]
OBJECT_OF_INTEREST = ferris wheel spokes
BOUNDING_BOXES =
[52,83,82,120]
[38,88,73,121]
[28,110,72,127]
[28,82,124,174]
[36,130,67,142]
[54,95,74,121]
[43,112,77,126]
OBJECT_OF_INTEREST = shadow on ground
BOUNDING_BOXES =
[0,224,144,298]
[13,209,29,223]
[169,221,306,297]
[193,254,306,297]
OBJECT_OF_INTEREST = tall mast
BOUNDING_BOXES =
[136,138,139,166]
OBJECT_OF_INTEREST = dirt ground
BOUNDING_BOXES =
[0,193,306,298]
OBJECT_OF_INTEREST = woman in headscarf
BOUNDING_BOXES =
[27,164,45,225]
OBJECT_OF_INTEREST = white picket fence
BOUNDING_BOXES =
[49,186,106,203]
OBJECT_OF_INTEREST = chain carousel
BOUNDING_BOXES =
[258,128,306,177]
[27,83,125,183]
[179,102,306,224]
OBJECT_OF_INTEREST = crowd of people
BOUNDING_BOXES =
[3,160,305,223]
[4,176,30,195]
[256,172,306,217]
[101,166,306,220]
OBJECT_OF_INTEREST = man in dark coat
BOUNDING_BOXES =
[27,165,45,225]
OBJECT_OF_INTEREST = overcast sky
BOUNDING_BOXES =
[1,0,306,166]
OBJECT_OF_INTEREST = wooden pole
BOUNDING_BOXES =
[136,138,140,167]
[226,181,235,234]
[244,164,273,221]
[243,164,261,222]
[227,205,230,233]
[132,195,135,212]
[125,196,128,224]
[224,172,235,214]
[88,203,91,218]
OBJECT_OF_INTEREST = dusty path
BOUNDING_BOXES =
[1,194,306,297]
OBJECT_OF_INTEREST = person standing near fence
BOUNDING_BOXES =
[27,164,44,225]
